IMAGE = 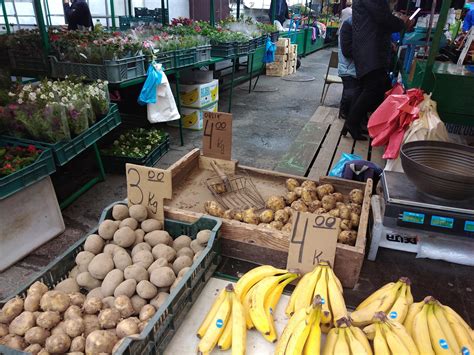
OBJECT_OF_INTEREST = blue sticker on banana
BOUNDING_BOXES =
[389,311,398,319]
[439,339,448,350]
[462,347,470,355]
[216,319,224,328]
[269,307,273,315]
[321,297,325,305]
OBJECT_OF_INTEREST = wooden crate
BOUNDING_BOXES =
[277,38,291,47]
[289,44,298,54]
[275,46,289,55]
[274,54,289,62]
[266,62,287,77]
[165,149,373,288]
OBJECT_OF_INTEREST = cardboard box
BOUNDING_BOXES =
[178,79,218,108]
[168,102,218,130]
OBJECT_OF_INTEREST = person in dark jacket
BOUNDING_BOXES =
[344,0,410,140]
[269,0,290,25]
[64,0,93,30]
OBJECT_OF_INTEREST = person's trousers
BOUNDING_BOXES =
[340,76,362,119]
[346,69,391,136]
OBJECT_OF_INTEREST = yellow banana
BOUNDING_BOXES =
[346,326,370,355]
[363,323,376,340]
[303,306,322,355]
[314,266,332,324]
[412,303,435,355]
[217,319,232,350]
[387,283,409,323]
[334,327,350,355]
[286,271,311,317]
[197,288,226,338]
[374,323,391,355]
[325,263,344,294]
[231,292,246,355]
[286,306,316,355]
[326,265,347,322]
[442,307,474,355]
[382,322,410,355]
[404,300,425,336]
[406,284,414,305]
[198,285,233,353]
[322,328,338,355]
[275,307,308,355]
[442,305,473,336]
[242,285,255,329]
[234,265,288,300]
[356,282,396,310]
[433,304,460,354]
[351,326,373,355]
[427,304,454,355]
[386,319,419,355]
[295,268,321,312]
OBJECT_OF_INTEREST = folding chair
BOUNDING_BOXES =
[320,50,343,104]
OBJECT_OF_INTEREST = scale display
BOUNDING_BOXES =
[465,221,474,232]
[401,211,425,224]
[430,216,454,229]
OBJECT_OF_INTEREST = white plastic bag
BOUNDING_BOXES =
[385,94,449,172]
[147,69,180,123]
[416,235,474,266]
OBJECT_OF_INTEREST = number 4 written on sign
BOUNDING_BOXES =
[203,120,227,153]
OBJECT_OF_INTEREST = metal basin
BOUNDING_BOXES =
[400,141,474,200]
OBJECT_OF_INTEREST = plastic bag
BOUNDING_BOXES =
[147,68,180,123]
[416,235,474,266]
[89,81,110,119]
[263,37,276,63]
[138,63,163,105]
[329,153,362,177]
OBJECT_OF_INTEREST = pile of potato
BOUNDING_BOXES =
[204,178,364,246]
[0,203,212,354]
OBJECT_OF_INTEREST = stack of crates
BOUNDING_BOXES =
[266,38,298,77]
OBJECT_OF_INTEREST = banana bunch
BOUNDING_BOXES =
[350,277,413,327]
[403,296,473,355]
[286,261,346,330]
[197,284,247,354]
[275,296,323,355]
[322,318,373,355]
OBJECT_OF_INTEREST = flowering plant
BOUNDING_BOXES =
[102,128,165,158]
[0,145,42,176]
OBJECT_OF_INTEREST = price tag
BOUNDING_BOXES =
[126,163,172,222]
[202,111,233,160]
[287,212,340,273]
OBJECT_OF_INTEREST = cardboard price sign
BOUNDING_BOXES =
[287,212,340,273]
[202,111,232,160]
[126,163,172,221]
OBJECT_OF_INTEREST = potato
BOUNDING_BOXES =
[24,343,42,354]
[101,269,124,297]
[2,334,26,350]
[329,209,340,218]
[124,264,148,283]
[88,253,114,280]
[98,220,118,240]
[112,338,126,354]
[54,278,79,294]
[332,192,344,203]
[196,230,211,245]
[258,223,271,229]
[28,281,48,296]
[113,227,136,248]
[83,234,104,255]
[151,244,176,263]
[103,244,120,257]
[349,189,364,204]
[350,203,362,216]
[301,188,315,204]
[148,258,170,273]
[172,235,192,251]
[139,305,156,322]
[64,305,82,320]
[281,223,293,233]
[285,178,300,192]
[129,204,147,222]
[83,315,100,337]
[134,229,145,245]
[24,293,41,312]
[170,276,183,292]
[113,250,133,271]
[204,201,224,217]
[36,311,60,330]
[269,221,283,230]
[69,267,81,281]
[132,250,154,269]
[351,213,360,228]
[45,333,71,354]
[150,292,169,310]
[233,210,243,222]
[294,187,303,197]
[116,318,139,338]
[321,195,337,211]
[98,308,121,329]
[338,230,357,246]
[75,251,95,272]
[0,323,8,337]
[111,204,129,220]
[172,256,192,275]
[85,330,118,354]
[307,200,322,213]
[340,219,353,231]
[176,247,194,260]
[259,209,274,223]
[266,196,286,212]
[177,267,190,278]
[102,297,115,309]
[138,321,148,333]
[70,335,85,352]
[86,287,103,299]
[40,291,70,313]
[193,251,202,262]
[136,280,158,300]
[222,209,236,219]
[24,326,49,346]
[291,200,308,212]
[141,219,162,233]
[130,295,146,316]
[50,320,66,336]
[145,230,172,247]
[315,207,327,215]
[114,279,136,298]
[274,210,289,224]
[114,296,134,318]
[83,297,102,315]
[131,243,152,257]
[301,180,318,190]
[150,267,176,288]
[316,184,334,199]
[119,217,138,231]
[64,318,84,338]
[242,208,260,225]
[190,240,205,254]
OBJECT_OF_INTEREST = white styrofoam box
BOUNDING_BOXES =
[168,102,218,131]
[0,177,65,271]
[178,79,219,108]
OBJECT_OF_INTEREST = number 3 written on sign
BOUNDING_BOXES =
[127,167,165,214]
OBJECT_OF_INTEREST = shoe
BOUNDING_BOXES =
[350,133,368,141]
[341,126,348,136]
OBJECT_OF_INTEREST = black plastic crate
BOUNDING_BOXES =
[175,48,196,68]
[235,42,250,56]
[134,7,151,16]
[154,50,175,70]
[211,42,235,58]
[8,49,49,74]
[195,45,211,63]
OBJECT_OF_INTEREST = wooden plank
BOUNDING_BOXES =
[168,148,200,185]
[370,144,386,168]
[330,135,355,171]
[353,138,370,160]
[199,156,237,174]
[309,105,332,123]
[308,118,345,179]
[275,122,329,176]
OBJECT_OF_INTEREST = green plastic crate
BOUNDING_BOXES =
[211,42,235,58]
[0,200,222,355]
[175,48,196,68]
[154,50,175,70]
[12,104,121,166]
[0,137,56,199]
[8,49,49,74]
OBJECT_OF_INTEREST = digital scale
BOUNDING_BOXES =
[368,171,474,261]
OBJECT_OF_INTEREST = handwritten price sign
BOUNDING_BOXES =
[126,163,172,222]
[287,212,340,273]
[202,111,233,160]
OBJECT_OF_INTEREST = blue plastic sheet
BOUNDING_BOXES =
[263,37,276,63]
[138,63,163,105]
[329,153,362,177]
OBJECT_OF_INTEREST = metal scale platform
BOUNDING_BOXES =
[368,171,474,261]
